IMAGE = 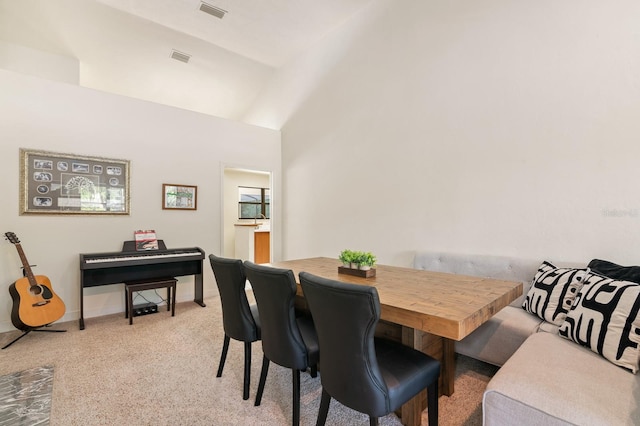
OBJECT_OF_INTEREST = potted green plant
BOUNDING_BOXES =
[339,250,377,270]
[339,249,355,268]
[351,251,365,269]
[359,252,377,270]
[338,249,377,277]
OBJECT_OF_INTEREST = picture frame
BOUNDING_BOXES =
[162,184,197,210]
[19,148,130,215]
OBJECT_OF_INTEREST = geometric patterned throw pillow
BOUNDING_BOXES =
[522,261,587,326]
[558,272,640,373]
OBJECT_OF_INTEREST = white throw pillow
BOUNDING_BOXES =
[522,261,587,326]
[559,272,640,373]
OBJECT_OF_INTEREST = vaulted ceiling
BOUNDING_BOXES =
[96,0,375,68]
[0,0,375,121]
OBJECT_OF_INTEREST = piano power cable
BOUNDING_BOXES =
[132,290,170,308]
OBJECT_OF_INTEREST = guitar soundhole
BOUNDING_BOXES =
[30,285,53,300]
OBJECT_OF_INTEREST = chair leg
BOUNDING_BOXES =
[316,388,331,426]
[369,417,379,426]
[292,369,301,426]
[243,342,251,400]
[427,380,439,426]
[309,364,318,378]
[255,355,270,406]
[216,334,230,377]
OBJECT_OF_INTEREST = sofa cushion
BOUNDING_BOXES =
[484,332,640,425]
[559,272,640,373]
[522,261,587,326]
[588,258,640,284]
[455,306,542,366]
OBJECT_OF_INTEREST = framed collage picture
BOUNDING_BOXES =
[162,183,197,210]
[19,148,130,215]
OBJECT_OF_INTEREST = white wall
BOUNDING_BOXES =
[0,41,79,84]
[247,0,640,267]
[0,70,280,333]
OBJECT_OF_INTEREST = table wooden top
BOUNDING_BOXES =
[269,257,523,341]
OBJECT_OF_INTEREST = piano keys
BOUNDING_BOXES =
[84,250,200,265]
[79,242,205,329]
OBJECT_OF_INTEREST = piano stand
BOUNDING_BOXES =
[125,278,177,325]
[2,325,66,350]
[79,243,205,330]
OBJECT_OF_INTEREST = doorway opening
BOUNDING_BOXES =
[222,167,272,263]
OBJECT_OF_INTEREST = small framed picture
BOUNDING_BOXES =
[162,183,197,210]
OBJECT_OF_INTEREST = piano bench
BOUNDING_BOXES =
[124,277,177,325]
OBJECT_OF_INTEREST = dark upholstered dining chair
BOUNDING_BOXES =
[243,261,319,426]
[208,254,261,401]
[299,271,441,426]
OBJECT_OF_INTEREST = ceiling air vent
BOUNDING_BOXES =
[199,2,227,19]
[170,49,191,64]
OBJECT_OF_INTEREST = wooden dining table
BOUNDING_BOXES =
[268,257,522,426]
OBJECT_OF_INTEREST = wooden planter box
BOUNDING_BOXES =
[338,266,376,278]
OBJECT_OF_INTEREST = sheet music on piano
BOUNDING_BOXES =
[134,229,159,251]
[78,240,205,330]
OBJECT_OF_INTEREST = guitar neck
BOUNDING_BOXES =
[13,243,37,287]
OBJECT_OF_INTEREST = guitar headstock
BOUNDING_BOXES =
[5,232,20,244]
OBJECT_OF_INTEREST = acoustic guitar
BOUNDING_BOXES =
[5,232,66,330]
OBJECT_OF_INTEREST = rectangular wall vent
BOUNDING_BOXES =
[199,2,227,19]
[170,49,191,63]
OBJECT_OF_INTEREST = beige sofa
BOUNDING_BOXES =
[413,251,640,425]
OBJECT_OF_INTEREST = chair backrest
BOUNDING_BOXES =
[299,271,389,415]
[209,254,259,342]
[244,261,309,370]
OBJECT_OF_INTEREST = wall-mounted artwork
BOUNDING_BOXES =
[162,184,197,210]
[20,148,130,215]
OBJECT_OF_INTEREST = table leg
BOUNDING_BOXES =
[400,327,425,426]
[400,390,425,426]
[401,326,455,396]
[397,326,456,426]
[441,338,456,396]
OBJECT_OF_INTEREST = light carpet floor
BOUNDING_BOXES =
[0,296,498,425]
